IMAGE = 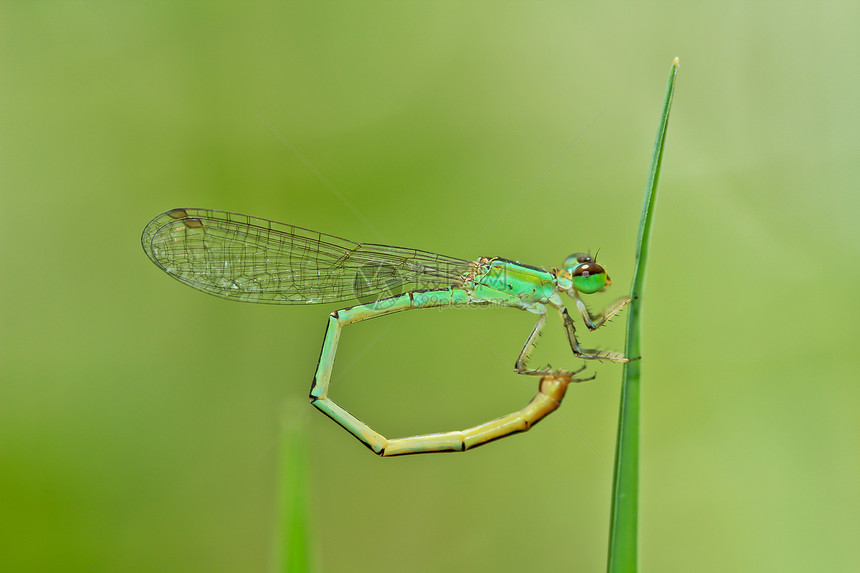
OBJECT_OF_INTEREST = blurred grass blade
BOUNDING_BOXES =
[275,406,313,573]
[606,57,679,573]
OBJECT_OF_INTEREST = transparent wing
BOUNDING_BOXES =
[141,208,476,305]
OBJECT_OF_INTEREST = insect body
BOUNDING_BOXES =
[142,208,631,456]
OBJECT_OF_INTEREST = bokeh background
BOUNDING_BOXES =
[2,3,858,572]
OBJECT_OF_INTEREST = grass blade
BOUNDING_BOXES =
[606,57,680,573]
[274,407,313,573]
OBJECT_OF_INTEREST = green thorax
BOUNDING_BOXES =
[467,258,559,310]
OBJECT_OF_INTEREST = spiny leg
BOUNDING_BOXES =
[514,313,550,376]
[573,295,634,331]
[514,313,594,381]
[560,307,630,363]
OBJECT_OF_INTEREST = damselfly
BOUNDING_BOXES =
[141,208,632,456]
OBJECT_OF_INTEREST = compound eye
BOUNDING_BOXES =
[571,262,607,294]
[564,252,592,270]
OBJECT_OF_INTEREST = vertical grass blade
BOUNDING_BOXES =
[274,408,313,573]
[606,57,680,573]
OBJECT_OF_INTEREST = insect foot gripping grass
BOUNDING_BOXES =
[141,207,631,455]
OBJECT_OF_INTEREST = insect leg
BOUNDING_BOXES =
[560,307,630,363]
[514,313,553,376]
[573,295,634,331]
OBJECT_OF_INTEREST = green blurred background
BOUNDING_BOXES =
[2,2,858,572]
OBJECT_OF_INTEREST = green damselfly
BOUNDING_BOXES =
[142,208,632,456]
